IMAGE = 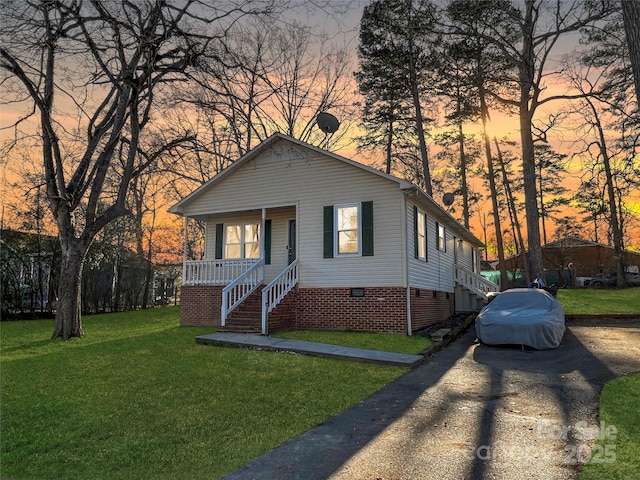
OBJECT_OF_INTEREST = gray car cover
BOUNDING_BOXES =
[475,288,565,349]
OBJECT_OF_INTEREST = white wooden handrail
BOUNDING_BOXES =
[221,259,264,326]
[183,259,257,286]
[454,266,499,298]
[261,259,299,335]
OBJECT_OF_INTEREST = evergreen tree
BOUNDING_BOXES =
[355,0,441,194]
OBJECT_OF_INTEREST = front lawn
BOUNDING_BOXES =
[557,286,640,314]
[1,307,406,479]
[580,372,640,479]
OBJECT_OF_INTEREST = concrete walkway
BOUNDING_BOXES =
[196,332,424,367]
[221,317,640,480]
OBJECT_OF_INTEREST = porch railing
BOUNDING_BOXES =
[221,260,264,326]
[261,259,299,335]
[454,266,499,298]
[183,259,258,286]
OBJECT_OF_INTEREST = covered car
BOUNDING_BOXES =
[476,288,565,349]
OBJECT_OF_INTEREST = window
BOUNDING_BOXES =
[414,206,427,261]
[336,204,360,255]
[437,222,446,252]
[224,223,260,259]
[323,201,373,258]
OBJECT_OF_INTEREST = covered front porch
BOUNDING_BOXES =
[180,205,299,334]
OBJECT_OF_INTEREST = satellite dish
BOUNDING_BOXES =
[443,192,455,206]
[316,112,340,134]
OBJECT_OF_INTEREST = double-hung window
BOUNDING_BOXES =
[224,223,260,259]
[323,201,373,258]
[336,203,360,255]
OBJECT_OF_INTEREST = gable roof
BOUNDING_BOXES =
[169,133,483,246]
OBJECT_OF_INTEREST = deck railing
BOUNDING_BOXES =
[261,259,299,335]
[221,259,265,326]
[183,259,258,286]
[454,266,499,298]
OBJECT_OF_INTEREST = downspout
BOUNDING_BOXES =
[402,193,412,335]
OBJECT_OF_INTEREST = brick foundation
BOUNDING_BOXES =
[410,288,454,331]
[267,288,298,333]
[180,285,223,326]
[180,284,455,334]
[296,287,407,333]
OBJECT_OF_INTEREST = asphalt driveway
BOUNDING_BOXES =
[223,317,640,480]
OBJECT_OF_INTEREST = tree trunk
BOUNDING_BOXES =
[518,0,543,284]
[408,51,432,196]
[458,120,470,229]
[520,114,543,281]
[621,0,640,108]
[386,118,394,174]
[494,137,526,256]
[591,104,627,288]
[538,160,548,245]
[479,89,508,290]
[51,238,86,340]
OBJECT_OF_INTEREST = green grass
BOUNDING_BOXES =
[1,307,406,479]
[557,287,640,315]
[558,287,640,479]
[580,372,640,479]
[274,329,431,354]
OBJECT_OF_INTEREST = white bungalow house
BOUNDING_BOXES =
[169,133,497,335]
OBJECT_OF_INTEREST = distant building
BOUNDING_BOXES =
[501,236,640,286]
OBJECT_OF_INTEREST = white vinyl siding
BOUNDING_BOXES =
[191,147,404,287]
[407,203,455,293]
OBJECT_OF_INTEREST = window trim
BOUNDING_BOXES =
[415,206,427,261]
[334,202,362,257]
[224,222,261,259]
[436,222,446,252]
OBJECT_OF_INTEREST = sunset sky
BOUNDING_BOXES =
[1,0,638,252]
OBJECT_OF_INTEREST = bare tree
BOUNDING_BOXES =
[565,7,638,287]
[0,0,280,339]
[160,19,358,199]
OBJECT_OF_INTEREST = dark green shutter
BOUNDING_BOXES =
[323,206,334,258]
[362,201,374,257]
[215,223,224,259]
[264,219,272,265]
[423,213,428,262]
[413,205,419,259]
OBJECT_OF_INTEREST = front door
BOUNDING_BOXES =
[287,219,296,264]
